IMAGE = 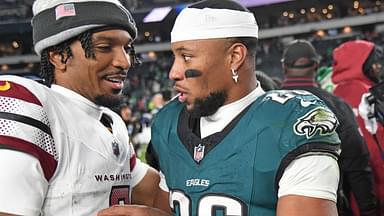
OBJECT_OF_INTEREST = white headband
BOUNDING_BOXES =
[171,7,258,43]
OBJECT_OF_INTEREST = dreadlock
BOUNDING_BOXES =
[40,39,74,87]
[78,31,96,59]
[39,30,96,87]
[40,29,141,86]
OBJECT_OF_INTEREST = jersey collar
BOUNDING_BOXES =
[200,83,265,138]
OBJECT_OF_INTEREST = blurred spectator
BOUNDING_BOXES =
[282,39,378,216]
[332,39,384,215]
[316,66,335,93]
[119,103,143,151]
[149,92,166,115]
[255,70,280,91]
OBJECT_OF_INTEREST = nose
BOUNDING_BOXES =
[112,48,131,70]
[169,61,184,81]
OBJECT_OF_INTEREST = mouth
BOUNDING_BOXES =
[102,73,126,91]
[174,86,188,103]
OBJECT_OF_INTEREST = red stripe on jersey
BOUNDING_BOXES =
[0,81,42,106]
[130,154,136,172]
[0,135,57,180]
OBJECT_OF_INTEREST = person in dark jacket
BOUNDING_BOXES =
[332,40,384,215]
[281,39,378,216]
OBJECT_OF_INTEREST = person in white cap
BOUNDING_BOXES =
[105,0,341,215]
[0,0,170,215]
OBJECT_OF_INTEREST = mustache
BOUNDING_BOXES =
[104,69,128,77]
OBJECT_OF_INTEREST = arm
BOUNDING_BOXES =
[277,195,337,216]
[98,167,171,216]
[131,166,171,213]
[97,205,171,216]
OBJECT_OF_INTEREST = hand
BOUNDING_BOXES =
[97,205,171,216]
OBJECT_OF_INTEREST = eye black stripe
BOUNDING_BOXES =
[0,111,52,136]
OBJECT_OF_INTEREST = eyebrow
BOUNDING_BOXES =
[174,46,194,53]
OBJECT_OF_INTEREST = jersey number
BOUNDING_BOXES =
[109,185,130,206]
[268,92,295,104]
[170,190,247,216]
[268,90,311,104]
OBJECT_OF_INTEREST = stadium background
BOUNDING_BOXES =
[1,0,383,157]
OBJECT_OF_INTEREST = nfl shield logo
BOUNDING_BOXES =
[112,140,120,157]
[193,144,205,163]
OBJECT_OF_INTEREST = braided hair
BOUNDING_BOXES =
[40,29,141,87]
[39,31,94,87]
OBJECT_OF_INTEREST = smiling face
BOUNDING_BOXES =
[51,29,133,107]
[170,38,236,117]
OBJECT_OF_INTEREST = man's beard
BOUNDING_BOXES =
[95,91,123,108]
[189,91,227,118]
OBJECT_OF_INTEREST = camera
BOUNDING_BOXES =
[367,81,384,126]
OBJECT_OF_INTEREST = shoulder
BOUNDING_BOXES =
[260,89,323,107]
[256,89,340,149]
[0,75,52,105]
[0,75,57,181]
[257,90,336,122]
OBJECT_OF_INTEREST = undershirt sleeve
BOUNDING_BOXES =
[278,155,339,202]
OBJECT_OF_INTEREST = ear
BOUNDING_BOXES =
[48,51,67,71]
[229,43,247,70]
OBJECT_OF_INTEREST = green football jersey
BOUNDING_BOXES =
[151,90,340,216]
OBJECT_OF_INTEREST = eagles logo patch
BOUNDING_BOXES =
[294,107,338,139]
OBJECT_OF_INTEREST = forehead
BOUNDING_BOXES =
[92,29,133,43]
[171,38,230,53]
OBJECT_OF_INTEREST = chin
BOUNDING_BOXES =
[95,94,123,108]
[188,91,227,118]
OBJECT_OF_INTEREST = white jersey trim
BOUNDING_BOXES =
[0,95,49,125]
[158,171,169,192]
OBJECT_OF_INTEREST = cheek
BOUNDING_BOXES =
[189,78,210,99]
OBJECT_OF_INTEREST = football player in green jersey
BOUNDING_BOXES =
[99,0,341,215]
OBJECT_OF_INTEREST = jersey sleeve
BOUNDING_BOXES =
[0,149,48,215]
[262,90,341,191]
[130,158,150,188]
[0,79,57,181]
